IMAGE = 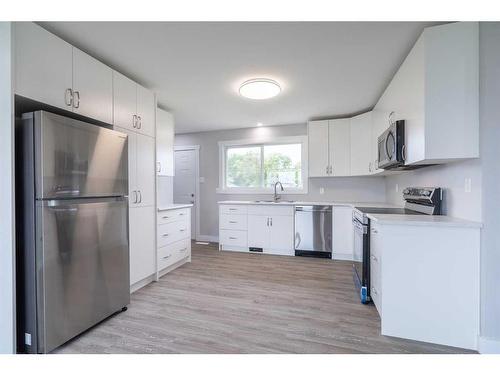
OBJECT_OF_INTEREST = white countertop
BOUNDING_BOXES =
[367,213,482,228]
[217,200,398,208]
[157,204,193,211]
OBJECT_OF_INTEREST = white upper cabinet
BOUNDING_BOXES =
[329,119,351,176]
[374,22,479,166]
[136,85,156,137]
[308,119,350,177]
[156,108,175,176]
[113,73,156,137]
[72,48,113,124]
[113,71,137,131]
[350,112,373,176]
[308,120,330,177]
[14,22,73,111]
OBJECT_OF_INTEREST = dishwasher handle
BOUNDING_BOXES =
[295,205,332,212]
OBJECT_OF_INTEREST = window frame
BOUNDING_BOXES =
[217,135,308,194]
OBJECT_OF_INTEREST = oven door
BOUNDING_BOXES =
[352,218,370,303]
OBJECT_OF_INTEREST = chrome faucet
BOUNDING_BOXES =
[274,181,284,202]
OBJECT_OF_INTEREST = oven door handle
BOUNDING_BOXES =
[352,218,368,234]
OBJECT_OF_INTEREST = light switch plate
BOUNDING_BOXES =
[395,183,399,193]
[319,187,325,195]
[199,177,205,183]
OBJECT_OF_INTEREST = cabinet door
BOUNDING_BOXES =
[14,22,73,111]
[349,112,372,176]
[308,120,330,177]
[113,71,137,131]
[329,119,351,176]
[247,215,269,249]
[129,205,156,286]
[136,85,156,137]
[332,206,354,259]
[156,108,174,176]
[268,215,294,255]
[115,127,138,207]
[72,48,113,124]
[136,134,156,207]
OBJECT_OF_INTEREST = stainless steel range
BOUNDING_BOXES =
[352,187,443,304]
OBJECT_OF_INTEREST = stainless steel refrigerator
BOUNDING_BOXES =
[16,111,130,353]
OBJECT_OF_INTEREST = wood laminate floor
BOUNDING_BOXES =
[55,242,474,354]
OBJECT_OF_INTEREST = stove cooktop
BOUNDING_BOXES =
[354,207,422,215]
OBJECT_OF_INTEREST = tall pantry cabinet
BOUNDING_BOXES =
[113,72,157,290]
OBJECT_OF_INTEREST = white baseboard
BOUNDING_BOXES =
[196,234,219,243]
[130,274,156,294]
[478,336,500,354]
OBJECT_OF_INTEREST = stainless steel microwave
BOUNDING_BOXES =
[378,119,405,170]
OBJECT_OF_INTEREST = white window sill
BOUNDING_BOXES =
[216,187,308,195]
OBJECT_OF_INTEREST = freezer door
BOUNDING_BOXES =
[35,197,129,353]
[29,111,128,199]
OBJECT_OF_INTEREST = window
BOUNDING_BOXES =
[218,136,308,194]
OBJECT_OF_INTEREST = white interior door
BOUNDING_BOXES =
[174,149,197,239]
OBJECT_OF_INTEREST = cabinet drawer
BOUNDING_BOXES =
[158,239,190,270]
[247,205,293,216]
[220,229,247,248]
[220,214,247,230]
[157,208,189,225]
[220,205,247,215]
[158,220,190,247]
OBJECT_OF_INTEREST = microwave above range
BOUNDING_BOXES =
[378,119,405,170]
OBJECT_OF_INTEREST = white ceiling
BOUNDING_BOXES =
[40,22,438,134]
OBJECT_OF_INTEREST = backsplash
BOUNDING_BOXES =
[385,159,482,221]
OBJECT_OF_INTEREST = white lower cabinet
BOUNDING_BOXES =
[369,223,382,314]
[156,208,192,276]
[267,215,294,255]
[129,205,156,287]
[219,204,294,256]
[332,206,354,260]
[369,220,480,350]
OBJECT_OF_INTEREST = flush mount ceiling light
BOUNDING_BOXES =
[239,78,281,100]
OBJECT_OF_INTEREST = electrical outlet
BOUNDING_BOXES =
[319,187,325,195]
[465,178,472,193]
[395,184,399,193]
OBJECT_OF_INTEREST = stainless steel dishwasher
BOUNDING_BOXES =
[294,205,332,258]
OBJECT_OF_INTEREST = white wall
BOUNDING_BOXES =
[0,22,15,354]
[478,22,500,351]
[385,159,482,221]
[175,124,386,238]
